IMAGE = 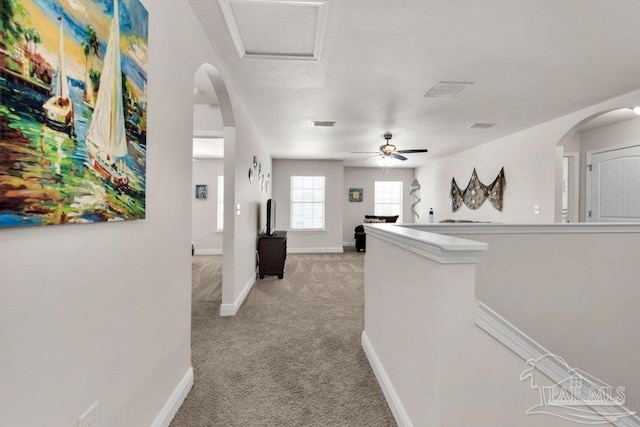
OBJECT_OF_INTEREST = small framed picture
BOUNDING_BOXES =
[349,188,363,202]
[195,184,208,200]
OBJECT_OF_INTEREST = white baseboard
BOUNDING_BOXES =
[361,331,413,427]
[194,248,222,255]
[476,301,640,427]
[220,273,256,317]
[287,247,344,254]
[151,367,194,427]
[343,241,355,247]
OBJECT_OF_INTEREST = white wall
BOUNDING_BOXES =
[415,138,555,224]
[0,0,272,424]
[562,131,581,153]
[415,224,640,412]
[415,89,640,224]
[193,104,223,133]
[580,116,640,153]
[272,160,343,252]
[229,112,272,302]
[342,167,415,244]
[363,230,574,427]
[192,159,224,253]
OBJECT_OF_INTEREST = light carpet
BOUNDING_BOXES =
[170,252,396,427]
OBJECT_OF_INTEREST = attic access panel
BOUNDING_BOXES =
[218,0,328,60]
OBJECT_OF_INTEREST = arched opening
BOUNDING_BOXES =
[555,107,640,223]
[191,63,236,314]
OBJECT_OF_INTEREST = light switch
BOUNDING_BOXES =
[534,205,540,215]
[236,204,241,216]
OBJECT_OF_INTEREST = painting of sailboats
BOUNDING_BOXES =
[0,0,148,228]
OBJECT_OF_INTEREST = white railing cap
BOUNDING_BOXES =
[364,223,488,264]
[402,223,640,235]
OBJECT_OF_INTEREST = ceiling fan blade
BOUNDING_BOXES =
[351,151,381,154]
[396,149,429,154]
[391,153,408,161]
[363,154,382,160]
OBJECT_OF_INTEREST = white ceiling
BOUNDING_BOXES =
[189,0,640,168]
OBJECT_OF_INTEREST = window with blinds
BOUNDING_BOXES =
[374,181,403,217]
[290,176,325,230]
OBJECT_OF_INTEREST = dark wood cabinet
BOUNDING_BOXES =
[258,231,287,279]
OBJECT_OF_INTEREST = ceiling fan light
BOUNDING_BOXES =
[632,107,640,115]
[380,144,396,155]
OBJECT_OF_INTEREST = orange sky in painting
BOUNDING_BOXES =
[16,0,146,94]
[19,0,88,80]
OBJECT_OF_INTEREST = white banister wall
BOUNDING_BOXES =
[362,224,575,427]
[402,223,640,413]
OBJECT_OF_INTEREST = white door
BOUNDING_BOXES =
[588,144,640,222]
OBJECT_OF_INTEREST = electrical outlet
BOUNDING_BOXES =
[236,204,241,216]
[79,402,99,427]
[534,205,540,215]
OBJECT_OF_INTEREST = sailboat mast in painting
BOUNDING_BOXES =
[86,0,129,187]
[0,0,148,228]
[42,16,74,134]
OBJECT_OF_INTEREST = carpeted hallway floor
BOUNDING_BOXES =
[171,252,396,427]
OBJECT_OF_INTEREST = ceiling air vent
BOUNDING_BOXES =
[470,123,497,129]
[424,81,474,98]
[311,121,336,127]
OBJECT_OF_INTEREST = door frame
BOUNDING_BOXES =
[586,141,640,222]
[563,152,579,223]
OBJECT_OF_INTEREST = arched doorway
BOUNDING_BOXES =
[191,63,236,313]
[555,107,640,222]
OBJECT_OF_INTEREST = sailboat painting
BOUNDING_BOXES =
[0,0,148,228]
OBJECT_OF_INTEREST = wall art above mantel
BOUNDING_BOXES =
[450,168,506,212]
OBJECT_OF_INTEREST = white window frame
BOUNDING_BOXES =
[217,175,224,232]
[290,176,325,231]
[374,181,403,219]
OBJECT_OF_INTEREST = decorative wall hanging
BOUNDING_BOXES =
[248,168,254,183]
[195,185,208,200]
[0,0,149,228]
[349,188,363,202]
[409,178,421,220]
[450,168,506,212]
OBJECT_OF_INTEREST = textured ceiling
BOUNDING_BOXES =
[189,0,640,168]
